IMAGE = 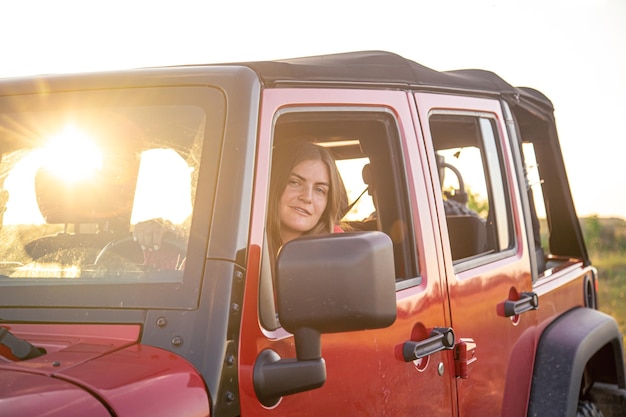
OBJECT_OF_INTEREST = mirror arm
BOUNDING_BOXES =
[253,349,326,407]
[294,327,321,360]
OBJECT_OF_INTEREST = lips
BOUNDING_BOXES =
[291,206,311,216]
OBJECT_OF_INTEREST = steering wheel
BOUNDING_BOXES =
[441,161,468,205]
[94,234,187,268]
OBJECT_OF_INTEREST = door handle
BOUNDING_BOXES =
[401,327,455,362]
[500,291,539,317]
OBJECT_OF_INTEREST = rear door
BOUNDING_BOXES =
[239,88,456,416]
[414,92,538,416]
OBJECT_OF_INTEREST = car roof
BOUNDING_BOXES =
[0,50,553,115]
[237,50,553,110]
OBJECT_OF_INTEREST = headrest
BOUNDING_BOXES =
[35,167,134,224]
[362,163,372,186]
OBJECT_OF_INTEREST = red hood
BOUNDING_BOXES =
[0,370,111,416]
[0,323,210,417]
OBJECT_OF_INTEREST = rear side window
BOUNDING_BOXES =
[430,113,514,267]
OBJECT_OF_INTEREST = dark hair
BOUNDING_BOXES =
[267,139,346,260]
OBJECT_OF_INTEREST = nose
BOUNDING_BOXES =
[298,185,313,202]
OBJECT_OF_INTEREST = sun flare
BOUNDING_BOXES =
[42,126,103,181]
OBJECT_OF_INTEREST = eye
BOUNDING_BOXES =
[287,178,302,188]
[315,186,328,195]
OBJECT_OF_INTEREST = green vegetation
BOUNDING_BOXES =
[581,216,626,356]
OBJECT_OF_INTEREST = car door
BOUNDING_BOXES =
[238,88,456,416]
[414,92,538,416]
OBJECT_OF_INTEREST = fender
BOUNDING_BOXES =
[528,307,626,417]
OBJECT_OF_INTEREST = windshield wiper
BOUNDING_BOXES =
[0,327,45,360]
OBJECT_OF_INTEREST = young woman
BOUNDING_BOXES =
[266,139,348,262]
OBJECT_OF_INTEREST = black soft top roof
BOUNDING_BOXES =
[241,50,553,111]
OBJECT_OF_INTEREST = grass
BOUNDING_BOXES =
[591,250,626,359]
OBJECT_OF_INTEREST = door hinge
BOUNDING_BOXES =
[454,338,477,379]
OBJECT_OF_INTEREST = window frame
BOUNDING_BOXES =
[259,105,421,331]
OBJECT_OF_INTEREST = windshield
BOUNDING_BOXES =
[0,86,224,308]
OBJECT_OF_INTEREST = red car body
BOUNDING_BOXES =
[1,324,209,416]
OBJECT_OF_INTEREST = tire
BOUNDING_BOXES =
[576,401,604,417]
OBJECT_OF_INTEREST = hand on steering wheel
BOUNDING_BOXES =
[133,218,175,251]
[95,223,188,270]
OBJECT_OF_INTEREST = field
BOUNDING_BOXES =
[593,250,626,340]
[581,216,626,358]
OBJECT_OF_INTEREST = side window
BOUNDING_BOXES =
[522,141,580,275]
[259,109,418,330]
[430,113,514,266]
[521,142,549,275]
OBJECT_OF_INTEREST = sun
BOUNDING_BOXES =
[41,126,103,181]
[3,125,103,225]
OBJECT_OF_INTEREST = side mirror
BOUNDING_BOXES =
[277,231,397,358]
[254,231,397,406]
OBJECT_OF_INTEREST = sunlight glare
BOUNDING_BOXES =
[131,148,193,225]
[4,149,46,225]
[42,126,103,181]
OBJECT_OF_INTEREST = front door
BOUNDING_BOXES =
[239,88,456,416]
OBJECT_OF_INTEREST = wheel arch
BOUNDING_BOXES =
[528,307,625,417]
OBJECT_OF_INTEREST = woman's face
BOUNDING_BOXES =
[279,159,330,244]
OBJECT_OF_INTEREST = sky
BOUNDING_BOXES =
[1,0,625,219]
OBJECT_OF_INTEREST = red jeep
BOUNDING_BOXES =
[0,51,623,416]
